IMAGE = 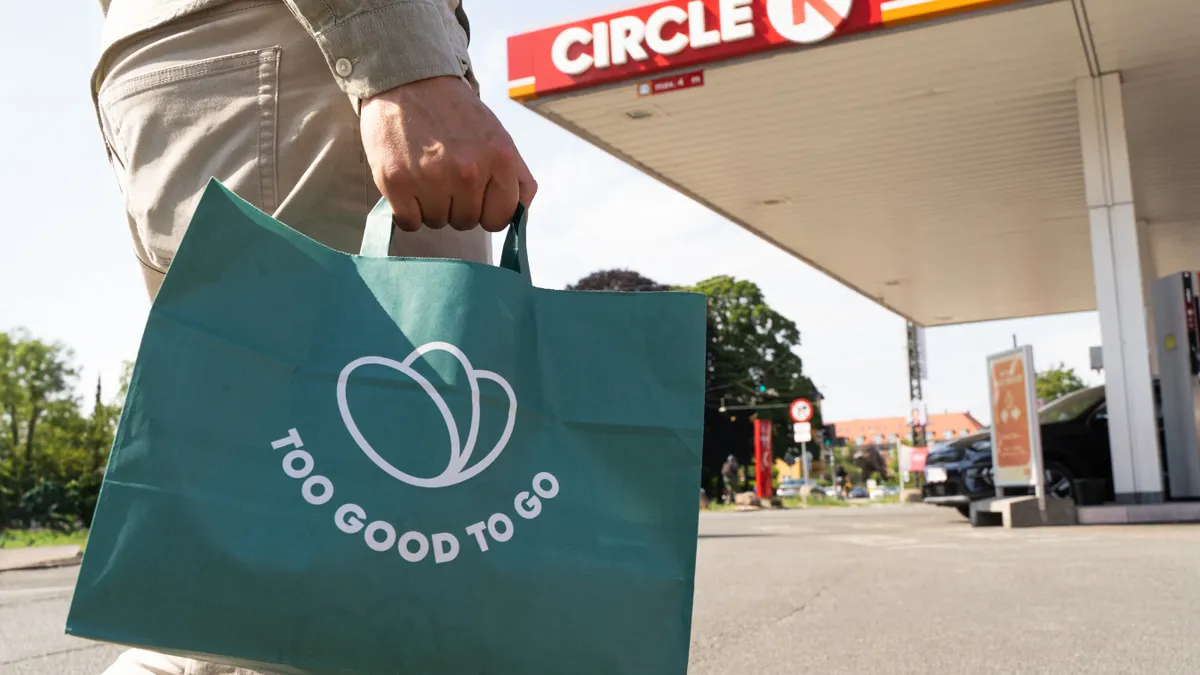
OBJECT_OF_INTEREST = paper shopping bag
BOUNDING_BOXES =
[66,180,707,675]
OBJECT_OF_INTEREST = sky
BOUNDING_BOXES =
[0,0,1103,426]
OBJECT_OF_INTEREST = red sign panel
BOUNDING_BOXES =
[506,0,1026,100]
[755,419,774,499]
[638,69,705,96]
[508,0,875,100]
[909,447,928,473]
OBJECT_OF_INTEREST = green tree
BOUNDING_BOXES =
[687,275,818,462]
[691,276,809,403]
[567,269,670,292]
[0,329,120,529]
[1036,362,1086,404]
[0,330,78,494]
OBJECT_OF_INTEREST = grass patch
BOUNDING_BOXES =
[0,529,89,550]
[780,496,852,508]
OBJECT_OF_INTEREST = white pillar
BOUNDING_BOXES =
[1138,219,1160,376]
[1077,73,1164,503]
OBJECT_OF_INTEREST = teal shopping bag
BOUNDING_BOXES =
[66,181,707,675]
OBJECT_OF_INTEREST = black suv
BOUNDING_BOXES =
[922,384,1164,517]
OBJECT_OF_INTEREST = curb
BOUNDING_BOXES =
[0,549,84,574]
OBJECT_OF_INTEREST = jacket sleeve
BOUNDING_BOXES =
[282,0,471,99]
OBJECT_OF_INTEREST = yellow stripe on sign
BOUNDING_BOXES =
[880,0,1021,26]
[508,83,538,101]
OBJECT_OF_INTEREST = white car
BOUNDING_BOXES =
[776,478,821,498]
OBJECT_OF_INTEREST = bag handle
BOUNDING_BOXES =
[360,199,530,282]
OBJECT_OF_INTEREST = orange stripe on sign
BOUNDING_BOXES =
[880,0,1021,26]
[508,83,538,101]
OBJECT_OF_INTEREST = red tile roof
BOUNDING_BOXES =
[830,412,985,445]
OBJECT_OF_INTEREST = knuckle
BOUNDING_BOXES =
[453,159,482,188]
[377,162,413,190]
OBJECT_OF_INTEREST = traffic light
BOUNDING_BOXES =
[822,424,837,446]
[758,385,767,393]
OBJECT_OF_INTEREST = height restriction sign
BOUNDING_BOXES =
[789,398,814,423]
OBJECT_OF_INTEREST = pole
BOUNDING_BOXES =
[801,441,809,506]
[906,322,927,448]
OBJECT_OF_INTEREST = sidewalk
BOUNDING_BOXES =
[0,545,82,572]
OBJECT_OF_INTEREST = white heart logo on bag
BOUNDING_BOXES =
[336,342,516,488]
[266,341,560,565]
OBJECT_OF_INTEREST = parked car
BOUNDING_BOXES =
[776,478,821,498]
[923,383,1165,517]
[848,486,869,500]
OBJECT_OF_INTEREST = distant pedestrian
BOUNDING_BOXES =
[721,455,740,503]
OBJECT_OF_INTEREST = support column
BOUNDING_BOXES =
[1077,73,1164,503]
[906,321,926,448]
[1138,219,1160,376]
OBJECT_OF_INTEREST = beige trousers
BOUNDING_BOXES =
[96,0,489,300]
[95,2,486,673]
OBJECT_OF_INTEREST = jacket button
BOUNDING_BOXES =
[335,58,353,77]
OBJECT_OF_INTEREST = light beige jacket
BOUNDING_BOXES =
[94,0,474,100]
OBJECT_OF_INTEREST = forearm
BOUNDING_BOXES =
[282,0,469,99]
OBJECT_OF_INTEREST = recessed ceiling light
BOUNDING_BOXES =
[883,280,901,287]
[624,110,653,120]
[759,198,789,206]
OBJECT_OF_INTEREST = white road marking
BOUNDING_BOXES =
[828,534,922,548]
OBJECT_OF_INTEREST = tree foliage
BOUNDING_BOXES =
[690,276,810,407]
[566,269,671,292]
[0,329,119,529]
[1036,362,1086,404]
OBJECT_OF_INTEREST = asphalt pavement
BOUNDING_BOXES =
[4,505,1199,674]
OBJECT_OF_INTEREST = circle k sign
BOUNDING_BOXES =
[767,0,854,44]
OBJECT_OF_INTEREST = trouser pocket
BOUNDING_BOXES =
[98,47,280,273]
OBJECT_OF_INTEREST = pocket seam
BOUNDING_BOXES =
[99,49,270,107]
[257,47,281,215]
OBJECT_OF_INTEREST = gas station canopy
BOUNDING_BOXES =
[507,0,1200,327]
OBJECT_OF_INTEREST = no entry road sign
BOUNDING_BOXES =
[790,398,814,423]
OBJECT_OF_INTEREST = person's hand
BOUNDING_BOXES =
[360,76,537,233]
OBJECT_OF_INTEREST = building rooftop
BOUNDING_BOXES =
[831,412,985,446]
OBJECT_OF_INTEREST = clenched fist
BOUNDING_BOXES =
[361,76,537,233]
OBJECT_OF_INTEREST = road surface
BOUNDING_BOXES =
[4,505,1199,674]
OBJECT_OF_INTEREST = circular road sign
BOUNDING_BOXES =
[790,398,814,423]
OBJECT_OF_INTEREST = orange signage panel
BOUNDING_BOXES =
[986,346,1043,487]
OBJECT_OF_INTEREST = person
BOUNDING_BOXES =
[93,0,536,300]
[721,454,739,504]
[834,465,848,498]
[93,1,535,673]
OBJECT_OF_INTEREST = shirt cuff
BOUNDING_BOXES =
[311,1,466,100]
